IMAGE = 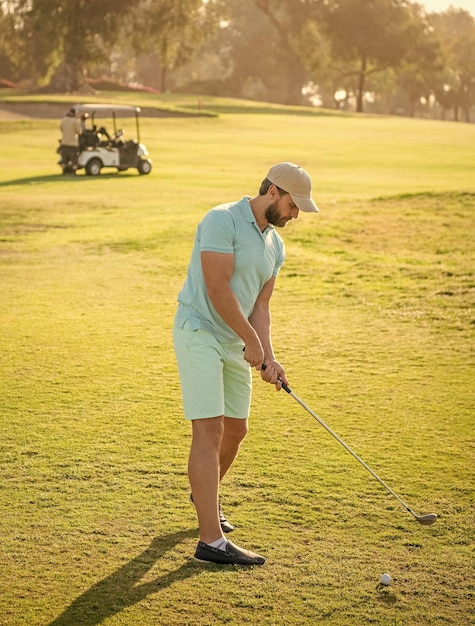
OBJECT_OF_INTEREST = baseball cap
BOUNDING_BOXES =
[266,162,319,213]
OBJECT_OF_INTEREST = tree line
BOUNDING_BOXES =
[1,0,474,122]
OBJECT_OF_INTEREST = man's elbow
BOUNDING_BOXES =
[206,284,223,305]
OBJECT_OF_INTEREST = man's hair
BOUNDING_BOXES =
[259,178,287,196]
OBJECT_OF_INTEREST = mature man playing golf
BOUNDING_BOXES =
[173,162,319,565]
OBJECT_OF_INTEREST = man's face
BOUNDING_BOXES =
[265,191,299,227]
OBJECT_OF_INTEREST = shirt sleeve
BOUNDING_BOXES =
[199,210,236,254]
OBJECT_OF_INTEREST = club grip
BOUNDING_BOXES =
[242,347,291,392]
[261,363,291,394]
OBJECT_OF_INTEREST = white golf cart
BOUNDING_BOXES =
[58,103,152,176]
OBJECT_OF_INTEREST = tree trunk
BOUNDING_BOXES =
[161,65,167,92]
[356,57,366,113]
[46,62,86,92]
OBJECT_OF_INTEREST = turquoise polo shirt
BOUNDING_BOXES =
[175,196,286,343]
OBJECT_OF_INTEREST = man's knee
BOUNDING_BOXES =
[224,417,248,444]
[191,416,225,447]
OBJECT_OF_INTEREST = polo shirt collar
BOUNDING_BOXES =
[239,196,274,233]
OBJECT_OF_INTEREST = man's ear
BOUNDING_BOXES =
[268,183,279,200]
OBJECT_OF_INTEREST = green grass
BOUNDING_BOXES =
[0,93,474,625]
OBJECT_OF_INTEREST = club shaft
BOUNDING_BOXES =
[282,385,418,519]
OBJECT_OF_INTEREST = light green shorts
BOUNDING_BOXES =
[173,318,251,420]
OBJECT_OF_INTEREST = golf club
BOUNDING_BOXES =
[261,364,437,525]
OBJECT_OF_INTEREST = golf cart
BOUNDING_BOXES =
[57,104,152,176]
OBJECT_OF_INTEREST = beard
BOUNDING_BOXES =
[265,199,289,227]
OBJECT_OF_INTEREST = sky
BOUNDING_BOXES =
[420,0,474,15]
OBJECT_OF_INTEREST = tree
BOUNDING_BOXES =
[219,0,293,102]
[429,8,475,122]
[1,0,140,90]
[392,6,442,118]
[253,0,324,105]
[0,7,18,82]
[127,0,225,92]
[172,0,306,104]
[323,0,434,113]
[188,0,326,106]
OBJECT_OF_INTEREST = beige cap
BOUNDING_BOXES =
[266,162,319,213]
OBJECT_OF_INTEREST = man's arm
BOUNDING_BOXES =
[201,251,264,367]
[248,276,287,388]
[248,276,275,361]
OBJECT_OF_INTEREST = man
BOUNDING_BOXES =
[173,162,319,565]
[59,108,81,173]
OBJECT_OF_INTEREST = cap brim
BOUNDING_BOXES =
[290,194,319,213]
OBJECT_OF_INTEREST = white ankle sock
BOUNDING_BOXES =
[208,537,227,551]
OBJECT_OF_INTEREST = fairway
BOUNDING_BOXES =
[0,94,474,625]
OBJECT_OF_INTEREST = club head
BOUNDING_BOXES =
[416,513,437,525]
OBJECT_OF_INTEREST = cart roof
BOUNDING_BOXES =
[73,104,141,117]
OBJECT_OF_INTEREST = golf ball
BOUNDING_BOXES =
[380,573,392,586]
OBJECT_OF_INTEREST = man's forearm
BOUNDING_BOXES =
[249,304,274,361]
[209,283,259,346]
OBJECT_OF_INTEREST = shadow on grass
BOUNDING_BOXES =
[376,588,398,606]
[48,529,197,626]
[0,173,139,187]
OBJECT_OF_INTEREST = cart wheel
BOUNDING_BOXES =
[137,159,152,175]
[86,158,102,176]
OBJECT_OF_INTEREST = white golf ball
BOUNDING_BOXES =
[380,573,392,586]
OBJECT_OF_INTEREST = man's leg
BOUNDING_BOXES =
[188,415,264,565]
[219,417,248,480]
[189,417,246,536]
[72,147,79,171]
[188,416,225,545]
[217,417,248,532]
[175,323,264,564]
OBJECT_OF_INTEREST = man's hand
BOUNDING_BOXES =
[257,359,287,391]
[242,337,265,368]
